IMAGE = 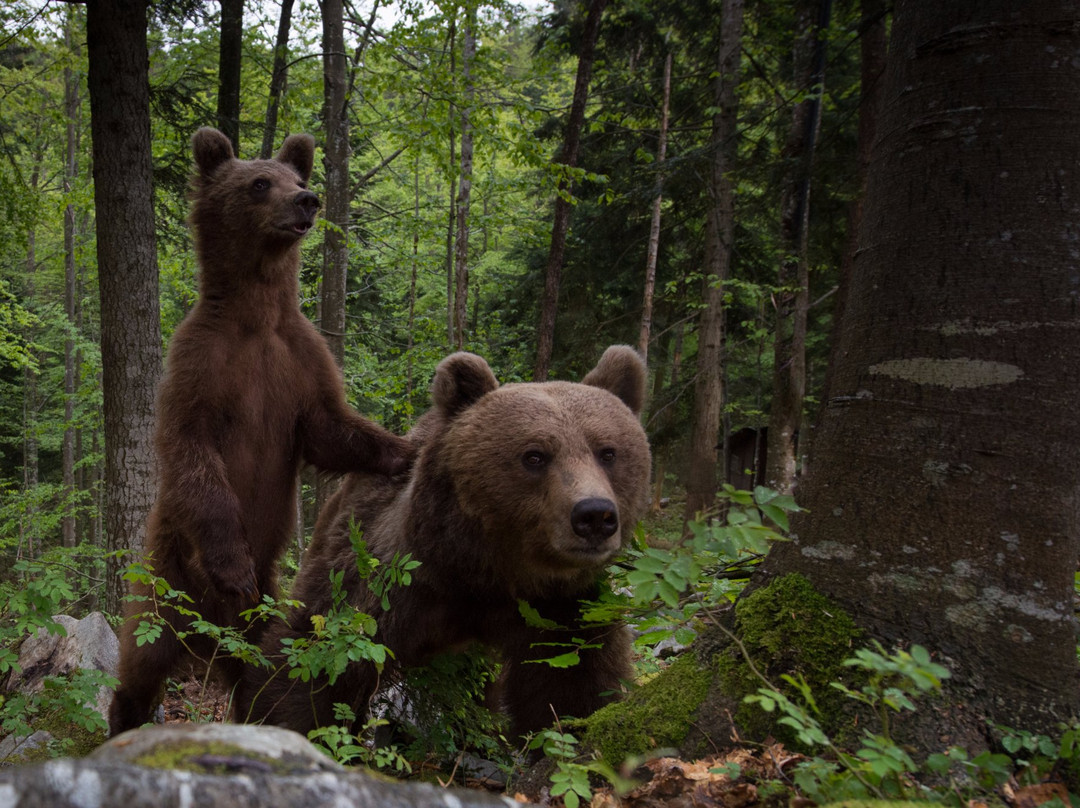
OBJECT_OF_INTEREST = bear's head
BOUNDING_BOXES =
[422,346,651,594]
[188,127,320,258]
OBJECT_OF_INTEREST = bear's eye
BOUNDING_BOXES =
[598,448,616,464]
[252,178,271,192]
[522,450,549,470]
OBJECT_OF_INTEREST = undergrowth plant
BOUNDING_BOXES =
[519,485,800,802]
[744,642,1080,807]
[0,545,118,760]
[121,520,428,772]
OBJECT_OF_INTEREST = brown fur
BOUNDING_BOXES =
[235,346,651,739]
[108,128,413,736]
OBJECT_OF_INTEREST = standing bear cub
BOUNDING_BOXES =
[236,346,651,738]
[109,128,413,736]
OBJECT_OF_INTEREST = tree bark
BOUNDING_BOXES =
[85,0,162,612]
[216,0,244,154]
[820,0,887,404]
[452,8,476,351]
[444,12,457,348]
[759,0,1080,737]
[321,0,349,368]
[21,153,41,561]
[764,0,831,493]
[406,152,421,410]
[260,0,295,159]
[62,4,83,548]
[638,50,672,365]
[684,0,743,522]
[533,0,608,381]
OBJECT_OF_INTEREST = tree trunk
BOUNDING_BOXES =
[764,0,831,493]
[315,0,351,515]
[21,155,41,561]
[62,5,83,548]
[86,0,162,612]
[684,0,743,523]
[260,0,295,159]
[406,153,421,411]
[760,0,1080,738]
[452,8,476,351]
[820,0,887,404]
[445,12,457,348]
[533,0,608,381]
[321,0,349,369]
[638,50,672,365]
[216,0,244,154]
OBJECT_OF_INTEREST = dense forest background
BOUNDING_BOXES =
[7,2,1080,801]
[0,0,865,568]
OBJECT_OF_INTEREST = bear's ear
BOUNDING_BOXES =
[431,353,499,418]
[276,134,316,183]
[192,127,234,177]
[582,345,647,416]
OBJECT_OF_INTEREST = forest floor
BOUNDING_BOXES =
[158,669,801,808]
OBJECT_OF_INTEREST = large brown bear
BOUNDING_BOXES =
[235,346,651,739]
[108,128,413,736]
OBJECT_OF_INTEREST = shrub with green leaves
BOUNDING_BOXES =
[0,546,118,760]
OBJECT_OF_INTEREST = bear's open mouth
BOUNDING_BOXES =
[292,221,313,235]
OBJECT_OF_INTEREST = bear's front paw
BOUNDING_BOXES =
[201,547,259,603]
[382,435,417,477]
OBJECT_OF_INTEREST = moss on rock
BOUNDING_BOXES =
[581,653,712,765]
[716,573,863,745]
[33,708,107,760]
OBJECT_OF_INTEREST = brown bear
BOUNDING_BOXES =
[235,346,651,739]
[108,128,413,736]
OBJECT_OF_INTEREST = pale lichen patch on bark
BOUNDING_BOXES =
[869,357,1023,388]
[798,540,858,561]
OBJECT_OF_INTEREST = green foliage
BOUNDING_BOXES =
[390,650,508,768]
[526,727,633,808]
[0,546,116,761]
[745,643,949,801]
[579,486,800,665]
[741,643,1080,807]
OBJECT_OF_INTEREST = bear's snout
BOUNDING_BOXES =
[571,497,619,543]
[295,190,320,217]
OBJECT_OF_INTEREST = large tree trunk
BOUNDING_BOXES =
[637,51,672,365]
[260,0,295,159]
[764,0,830,493]
[820,0,887,404]
[684,0,743,522]
[216,0,244,154]
[760,0,1080,737]
[533,0,607,381]
[85,0,162,613]
[452,8,476,351]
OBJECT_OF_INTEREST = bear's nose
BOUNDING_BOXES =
[571,497,619,543]
[295,190,320,216]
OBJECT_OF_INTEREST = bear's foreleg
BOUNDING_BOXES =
[300,393,412,477]
[499,624,633,740]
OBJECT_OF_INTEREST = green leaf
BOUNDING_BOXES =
[518,600,561,630]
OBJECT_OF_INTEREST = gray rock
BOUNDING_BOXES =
[4,612,119,719]
[0,724,531,807]
[0,731,54,764]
